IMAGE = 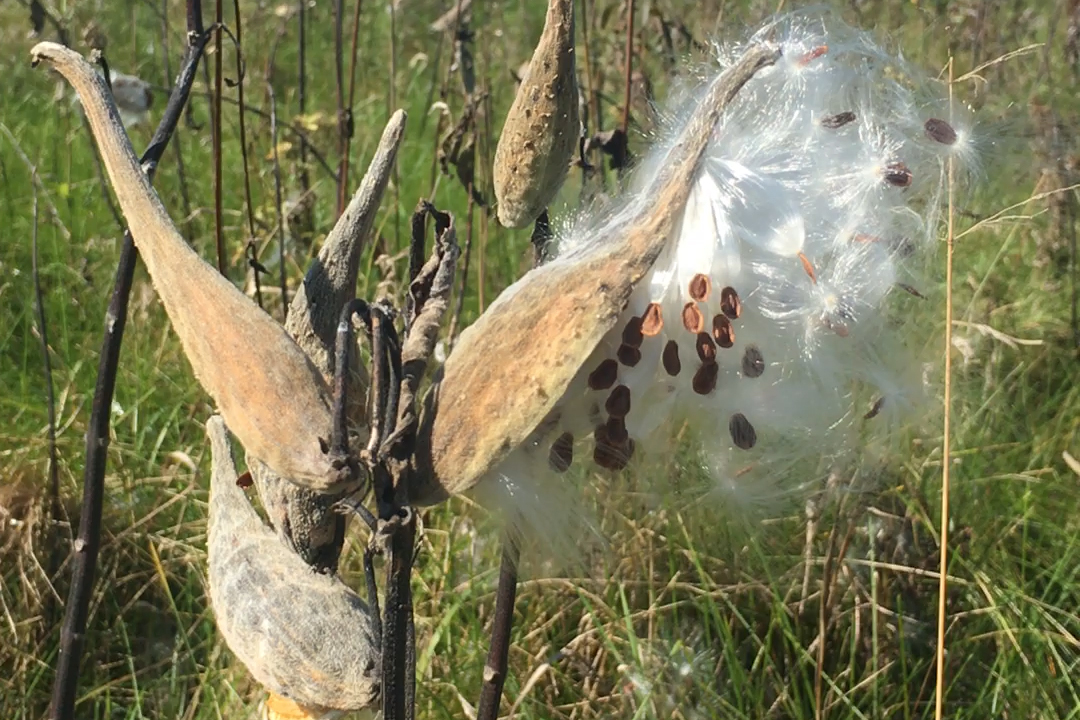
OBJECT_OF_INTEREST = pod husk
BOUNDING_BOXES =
[492,0,580,228]
[412,43,780,506]
[206,416,380,712]
[252,110,406,572]
[30,42,346,492]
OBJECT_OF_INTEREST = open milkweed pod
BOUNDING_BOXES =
[493,0,580,228]
[418,12,980,552]
[206,416,380,713]
[412,43,782,507]
[250,110,407,573]
[31,43,350,493]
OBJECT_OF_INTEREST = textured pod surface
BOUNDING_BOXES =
[253,111,406,572]
[31,42,344,492]
[412,44,780,506]
[206,416,380,712]
[493,0,579,228]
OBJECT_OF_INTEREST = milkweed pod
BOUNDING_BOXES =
[252,110,407,573]
[493,0,580,228]
[31,43,350,493]
[411,43,781,506]
[206,416,380,713]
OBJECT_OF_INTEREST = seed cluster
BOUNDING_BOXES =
[476,12,979,548]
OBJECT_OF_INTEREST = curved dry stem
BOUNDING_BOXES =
[31,42,346,492]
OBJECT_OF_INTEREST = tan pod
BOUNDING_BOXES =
[413,44,780,505]
[206,416,380,713]
[31,42,347,493]
[492,0,580,228]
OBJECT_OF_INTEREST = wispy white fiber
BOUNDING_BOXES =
[474,10,982,562]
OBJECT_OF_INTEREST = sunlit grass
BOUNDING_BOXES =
[1,0,1078,719]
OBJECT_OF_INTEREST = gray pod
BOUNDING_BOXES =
[206,416,380,712]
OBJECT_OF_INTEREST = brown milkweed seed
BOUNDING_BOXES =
[593,425,629,471]
[712,315,735,348]
[616,343,642,367]
[924,117,957,145]
[742,344,765,378]
[605,384,631,418]
[641,303,663,336]
[549,432,574,472]
[688,273,711,302]
[696,332,716,362]
[898,283,926,299]
[729,412,757,449]
[692,361,719,395]
[883,162,913,188]
[799,45,828,66]
[798,252,818,284]
[605,415,629,443]
[621,316,644,347]
[863,396,886,420]
[587,358,619,390]
[719,286,741,319]
[662,340,681,376]
[681,302,704,333]
[821,111,856,129]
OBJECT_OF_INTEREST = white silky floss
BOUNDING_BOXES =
[476,13,978,556]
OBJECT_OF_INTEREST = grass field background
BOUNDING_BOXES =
[2,0,1079,718]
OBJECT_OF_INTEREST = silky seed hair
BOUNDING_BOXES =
[471,9,983,563]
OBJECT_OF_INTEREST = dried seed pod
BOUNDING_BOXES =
[31,43,350,493]
[413,44,780,505]
[206,417,380,714]
[493,0,580,228]
[254,111,406,573]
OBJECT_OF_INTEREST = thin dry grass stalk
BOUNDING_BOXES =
[412,43,780,505]
[30,42,352,494]
[206,416,380,714]
[492,0,580,228]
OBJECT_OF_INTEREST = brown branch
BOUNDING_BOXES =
[267,82,290,319]
[212,0,225,275]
